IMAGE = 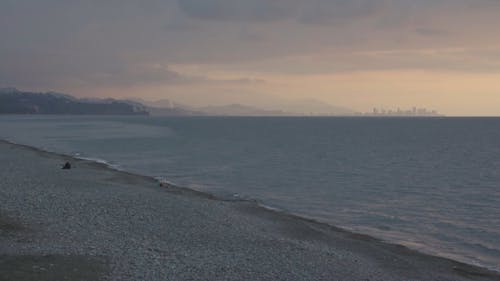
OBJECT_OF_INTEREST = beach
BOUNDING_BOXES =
[1,140,499,281]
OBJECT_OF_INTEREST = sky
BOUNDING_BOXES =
[1,0,500,115]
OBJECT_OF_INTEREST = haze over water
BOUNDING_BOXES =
[1,115,499,271]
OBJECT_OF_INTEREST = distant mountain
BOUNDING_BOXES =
[128,98,204,116]
[198,104,288,116]
[130,98,192,110]
[133,94,357,116]
[0,88,148,115]
[132,97,287,116]
[0,88,356,117]
[145,106,205,116]
[275,98,357,116]
[140,91,357,116]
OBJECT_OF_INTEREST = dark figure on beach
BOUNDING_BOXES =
[62,162,72,170]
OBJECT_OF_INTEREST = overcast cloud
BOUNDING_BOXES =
[1,0,500,114]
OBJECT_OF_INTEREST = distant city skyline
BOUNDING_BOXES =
[2,1,500,116]
[366,107,440,117]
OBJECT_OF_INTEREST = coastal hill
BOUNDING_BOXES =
[132,98,288,116]
[197,104,288,116]
[129,98,204,116]
[136,97,358,116]
[0,88,149,115]
[1,88,441,117]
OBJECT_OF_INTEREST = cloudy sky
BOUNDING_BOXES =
[2,0,500,115]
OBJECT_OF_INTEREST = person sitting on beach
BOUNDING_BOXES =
[62,162,72,170]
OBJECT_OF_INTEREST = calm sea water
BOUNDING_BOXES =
[1,115,499,271]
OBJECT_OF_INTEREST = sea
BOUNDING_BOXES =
[1,115,499,271]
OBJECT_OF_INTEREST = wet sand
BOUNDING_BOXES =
[1,140,499,281]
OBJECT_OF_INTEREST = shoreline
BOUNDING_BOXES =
[1,139,500,280]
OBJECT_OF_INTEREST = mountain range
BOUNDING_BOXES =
[134,97,357,116]
[0,88,358,116]
[0,88,148,115]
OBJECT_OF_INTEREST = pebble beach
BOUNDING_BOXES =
[1,140,499,281]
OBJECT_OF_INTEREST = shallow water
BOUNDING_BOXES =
[1,115,499,271]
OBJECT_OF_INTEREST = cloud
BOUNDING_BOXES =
[414,28,450,38]
[177,0,294,22]
[298,0,386,24]
[0,52,265,90]
[0,60,193,89]
[177,0,386,23]
[77,65,200,87]
[2,0,500,94]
